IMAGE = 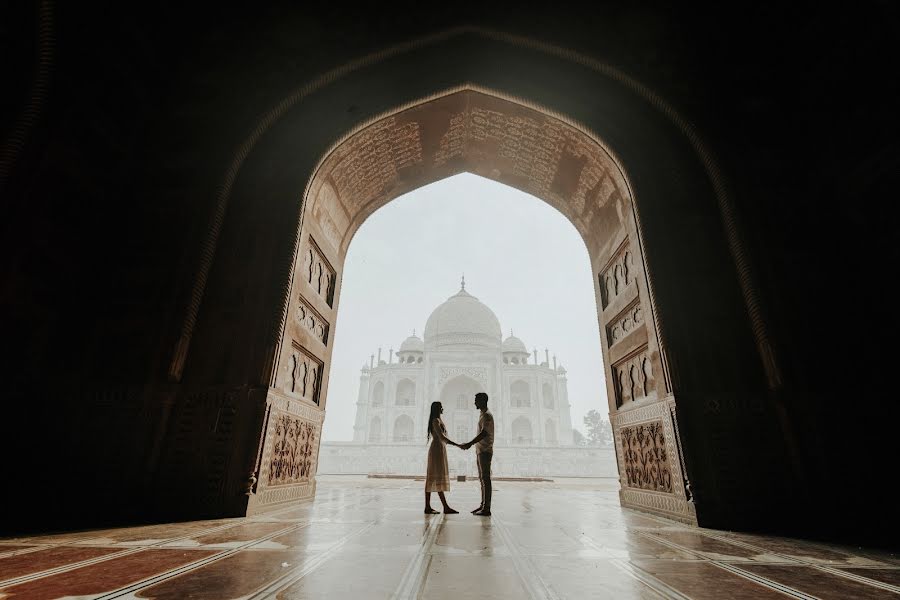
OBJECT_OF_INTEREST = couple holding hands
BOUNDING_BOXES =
[425,392,494,515]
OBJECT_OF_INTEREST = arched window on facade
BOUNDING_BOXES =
[542,382,554,409]
[396,379,415,406]
[371,381,384,407]
[545,419,557,444]
[512,416,533,444]
[510,380,531,408]
[393,414,414,442]
[368,416,382,442]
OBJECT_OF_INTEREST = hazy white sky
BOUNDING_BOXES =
[322,173,608,441]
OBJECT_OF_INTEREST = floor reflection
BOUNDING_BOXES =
[0,476,897,599]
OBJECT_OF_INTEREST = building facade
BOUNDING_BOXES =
[353,279,574,447]
[319,280,616,478]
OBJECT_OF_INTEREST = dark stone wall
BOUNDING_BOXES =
[1,2,897,545]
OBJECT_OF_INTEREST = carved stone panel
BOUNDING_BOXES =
[284,342,324,405]
[301,237,336,307]
[607,300,643,346]
[611,399,696,524]
[248,390,326,512]
[599,240,636,309]
[612,346,654,408]
[620,421,673,493]
[297,295,329,345]
[311,182,350,253]
[267,413,318,487]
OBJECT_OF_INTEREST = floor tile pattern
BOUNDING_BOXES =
[1,476,897,599]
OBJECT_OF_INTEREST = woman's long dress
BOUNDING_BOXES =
[425,418,450,493]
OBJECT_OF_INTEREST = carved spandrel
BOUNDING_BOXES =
[301,238,336,307]
[434,111,466,167]
[612,346,654,408]
[620,421,673,493]
[297,295,329,345]
[329,117,423,212]
[284,343,324,405]
[607,301,644,346]
[465,107,623,216]
[599,241,635,309]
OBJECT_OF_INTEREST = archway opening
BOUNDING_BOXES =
[316,174,616,481]
[244,87,693,523]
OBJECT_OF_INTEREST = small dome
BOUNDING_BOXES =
[557,363,567,374]
[361,363,370,372]
[502,333,528,354]
[399,333,424,353]
[423,280,502,349]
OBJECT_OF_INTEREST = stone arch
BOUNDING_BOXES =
[510,380,531,408]
[395,379,415,406]
[392,414,414,442]
[440,375,482,411]
[371,381,384,407]
[542,382,554,409]
[368,416,382,443]
[512,417,533,445]
[168,29,792,529]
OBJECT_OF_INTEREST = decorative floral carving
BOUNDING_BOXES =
[301,237,336,307]
[286,343,323,405]
[621,421,672,493]
[297,295,329,344]
[267,414,317,486]
[612,347,654,407]
[599,241,635,308]
[438,366,488,388]
[607,301,643,345]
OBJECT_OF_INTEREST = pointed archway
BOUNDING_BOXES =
[164,30,788,530]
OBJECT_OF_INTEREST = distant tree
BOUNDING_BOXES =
[572,429,587,447]
[583,410,613,446]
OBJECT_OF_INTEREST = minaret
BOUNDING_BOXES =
[544,348,550,366]
[532,348,538,365]
[389,347,393,365]
[556,363,575,445]
[352,364,371,442]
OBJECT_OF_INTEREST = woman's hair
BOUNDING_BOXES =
[427,401,442,440]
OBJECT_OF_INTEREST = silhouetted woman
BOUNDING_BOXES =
[425,401,459,514]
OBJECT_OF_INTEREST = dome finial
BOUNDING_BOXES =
[460,273,466,290]
[510,328,514,337]
[412,328,416,337]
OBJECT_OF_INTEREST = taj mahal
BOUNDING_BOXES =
[317,279,616,478]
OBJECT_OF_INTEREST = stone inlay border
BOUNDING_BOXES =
[389,514,443,599]
[493,517,560,600]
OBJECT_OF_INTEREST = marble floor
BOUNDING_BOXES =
[1,476,898,599]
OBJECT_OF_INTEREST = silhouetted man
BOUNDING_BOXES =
[460,392,493,516]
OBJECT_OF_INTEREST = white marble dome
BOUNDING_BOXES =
[502,333,528,354]
[424,283,502,348]
[399,333,424,352]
